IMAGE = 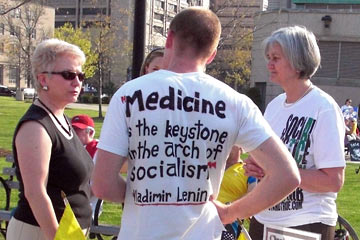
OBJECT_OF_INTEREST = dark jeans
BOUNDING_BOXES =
[249,217,335,240]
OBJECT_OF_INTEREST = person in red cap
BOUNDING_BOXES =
[71,114,98,158]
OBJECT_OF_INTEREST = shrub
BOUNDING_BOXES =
[92,96,99,104]
[80,94,92,103]
[102,96,110,104]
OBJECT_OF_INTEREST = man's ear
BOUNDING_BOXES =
[165,30,174,49]
[206,49,217,65]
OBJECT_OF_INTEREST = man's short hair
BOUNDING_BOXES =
[169,7,221,59]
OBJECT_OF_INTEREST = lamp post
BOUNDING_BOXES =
[131,0,146,80]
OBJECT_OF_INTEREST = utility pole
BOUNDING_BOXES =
[131,0,146,79]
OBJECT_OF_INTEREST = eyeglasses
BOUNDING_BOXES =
[42,71,85,82]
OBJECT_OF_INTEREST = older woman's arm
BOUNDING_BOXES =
[299,167,344,193]
[15,121,59,240]
[244,158,345,193]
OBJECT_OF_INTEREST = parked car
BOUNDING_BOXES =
[23,88,36,99]
[0,85,16,97]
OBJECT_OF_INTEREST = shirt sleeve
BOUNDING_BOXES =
[97,89,129,157]
[234,96,275,152]
[312,105,346,169]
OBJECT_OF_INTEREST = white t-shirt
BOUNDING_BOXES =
[341,104,353,115]
[255,86,345,227]
[98,70,274,239]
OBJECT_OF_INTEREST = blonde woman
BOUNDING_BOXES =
[7,39,93,240]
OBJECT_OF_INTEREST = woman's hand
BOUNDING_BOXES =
[243,156,265,179]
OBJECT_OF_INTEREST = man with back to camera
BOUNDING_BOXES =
[92,7,300,240]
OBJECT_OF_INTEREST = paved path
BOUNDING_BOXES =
[67,103,108,112]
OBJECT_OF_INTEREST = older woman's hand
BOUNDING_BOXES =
[244,156,265,179]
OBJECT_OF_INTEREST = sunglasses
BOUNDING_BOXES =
[42,71,85,82]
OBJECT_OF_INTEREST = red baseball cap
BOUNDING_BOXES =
[71,114,94,129]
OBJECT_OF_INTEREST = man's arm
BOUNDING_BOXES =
[92,149,127,203]
[212,136,300,224]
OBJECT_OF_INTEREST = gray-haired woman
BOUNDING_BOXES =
[244,26,346,239]
[7,39,93,240]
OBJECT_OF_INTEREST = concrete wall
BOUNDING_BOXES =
[250,9,360,109]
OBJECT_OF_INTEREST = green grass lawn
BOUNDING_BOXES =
[0,96,360,239]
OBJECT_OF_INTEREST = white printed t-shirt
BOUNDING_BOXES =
[98,70,274,239]
[255,86,345,227]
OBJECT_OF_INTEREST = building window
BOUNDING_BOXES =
[10,44,18,54]
[168,3,178,12]
[9,66,18,84]
[24,7,34,20]
[167,16,174,22]
[11,8,21,18]
[314,41,360,81]
[155,0,165,10]
[9,25,20,37]
[154,12,164,21]
[10,25,14,36]
[82,8,107,15]
[31,29,36,39]
[15,26,21,37]
[55,8,76,15]
[55,21,76,28]
[339,42,360,79]
[0,23,4,35]
[153,26,163,34]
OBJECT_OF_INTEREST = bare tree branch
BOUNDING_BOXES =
[0,0,32,15]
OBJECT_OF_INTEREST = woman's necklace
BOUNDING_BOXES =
[37,99,72,137]
[284,83,313,107]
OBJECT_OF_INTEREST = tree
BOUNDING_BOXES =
[84,0,132,118]
[54,22,97,80]
[0,0,32,16]
[208,0,259,92]
[1,0,51,91]
[208,31,253,92]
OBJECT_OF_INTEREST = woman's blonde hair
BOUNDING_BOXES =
[140,48,164,76]
[31,38,86,90]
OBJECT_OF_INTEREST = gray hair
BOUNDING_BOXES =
[31,38,86,90]
[263,25,321,79]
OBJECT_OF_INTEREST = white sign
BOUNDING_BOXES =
[264,224,321,240]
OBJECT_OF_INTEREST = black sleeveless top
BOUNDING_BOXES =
[12,104,93,228]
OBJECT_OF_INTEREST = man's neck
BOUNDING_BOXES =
[167,56,206,73]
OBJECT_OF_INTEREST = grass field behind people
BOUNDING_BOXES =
[0,96,359,239]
